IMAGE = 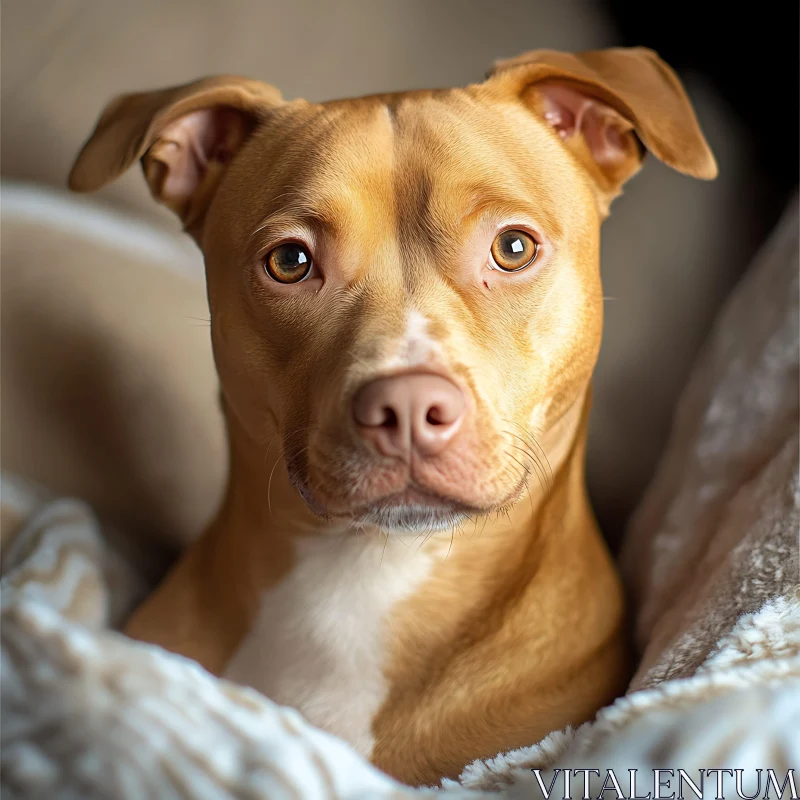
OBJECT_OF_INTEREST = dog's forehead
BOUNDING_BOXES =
[243,89,571,224]
[213,86,583,267]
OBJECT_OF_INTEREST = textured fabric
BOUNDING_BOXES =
[1,603,439,800]
[620,195,799,689]
[2,476,797,798]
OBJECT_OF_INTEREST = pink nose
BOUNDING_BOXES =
[352,373,466,459]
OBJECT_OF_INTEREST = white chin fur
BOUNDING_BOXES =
[354,505,469,534]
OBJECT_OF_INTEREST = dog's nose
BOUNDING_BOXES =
[352,373,466,459]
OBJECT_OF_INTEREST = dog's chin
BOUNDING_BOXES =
[351,504,470,534]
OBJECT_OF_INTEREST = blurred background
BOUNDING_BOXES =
[2,0,797,549]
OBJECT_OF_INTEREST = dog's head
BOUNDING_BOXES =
[70,48,715,533]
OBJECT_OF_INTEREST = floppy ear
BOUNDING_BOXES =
[487,48,717,211]
[68,76,283,231]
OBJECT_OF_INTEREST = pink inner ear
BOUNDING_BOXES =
[151,108,244,204]
[538,83,632,167]
[157,109,219,200]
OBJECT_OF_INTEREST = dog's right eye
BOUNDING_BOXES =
[265,243,314,284]
[490,230,539,272]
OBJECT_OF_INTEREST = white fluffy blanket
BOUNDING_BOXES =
[2,198,798,798]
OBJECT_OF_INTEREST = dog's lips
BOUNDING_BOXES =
[375,487,462,508]
[285,435,533,528]
[300,477,479,518]
[289,461,529,532]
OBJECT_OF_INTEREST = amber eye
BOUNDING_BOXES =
[490,230,539,272]
[265,243,313,284]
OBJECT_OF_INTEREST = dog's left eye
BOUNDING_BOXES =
[490,230,539,272]
[264,243,314,284]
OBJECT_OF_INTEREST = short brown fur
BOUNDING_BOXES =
[69,47,715,786]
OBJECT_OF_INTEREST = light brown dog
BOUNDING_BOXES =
[69,47,716,786]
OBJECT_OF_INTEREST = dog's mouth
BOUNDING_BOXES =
[291,459,528,533]
[284,430,533,533]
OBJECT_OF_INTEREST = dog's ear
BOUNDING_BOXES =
[487,48,717,210]
[69,76,283,230]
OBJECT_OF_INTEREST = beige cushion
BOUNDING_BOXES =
[1,183,226,552]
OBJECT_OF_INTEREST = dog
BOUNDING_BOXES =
[68,47,716,786]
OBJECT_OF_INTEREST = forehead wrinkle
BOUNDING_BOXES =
[252,103,398,253]
[443,188,565,242]
[250,192,358,242]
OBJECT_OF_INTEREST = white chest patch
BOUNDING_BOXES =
[223,534,435,756]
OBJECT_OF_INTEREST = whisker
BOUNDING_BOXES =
[504,440,547,491]
[414,529,437,556]
[523,474,534,516]
[446,528,455,561]
[335,518,359,544]
[502,418,553,489]
[267,453,284,518]
[504,450,529,474]
[504,450,538,505]
[410,526,431,550]
[263,431,281,465]
[532,441,553,490]
[263,424,317,467]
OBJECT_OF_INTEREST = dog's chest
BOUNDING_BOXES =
[223,535,435,756]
